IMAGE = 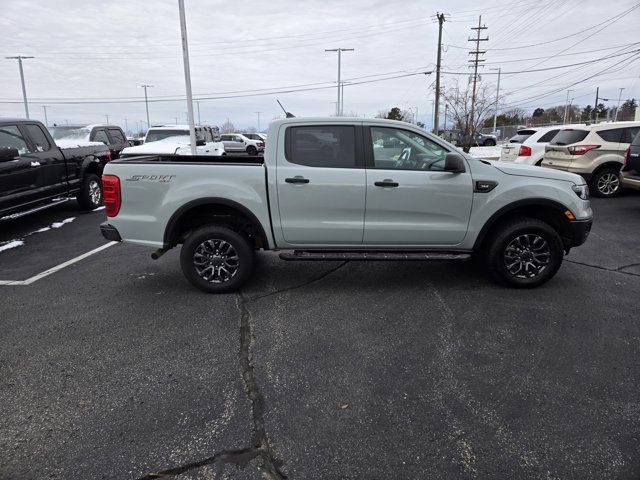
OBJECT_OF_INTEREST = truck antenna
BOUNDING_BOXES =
[277,99,295,118]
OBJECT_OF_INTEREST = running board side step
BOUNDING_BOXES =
[279,251,472,261]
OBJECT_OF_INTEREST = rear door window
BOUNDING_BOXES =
[92,129,110,144]
[621,127,640,144]
[23,124,52,151]
[550,130,589,145]
[107,128,126,144]
[631,130,640,146]
[537,129,560,143]
[596,128,624,143]
[286,126,356,168]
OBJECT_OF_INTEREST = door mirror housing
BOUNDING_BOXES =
[444,152,466,173]
[0,146,20,162]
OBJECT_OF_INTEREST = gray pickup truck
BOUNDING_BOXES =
[101,117,593,292]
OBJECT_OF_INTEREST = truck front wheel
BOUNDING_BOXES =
[180,225,254,293]
[77,173,103,210]
[485,218,564,288]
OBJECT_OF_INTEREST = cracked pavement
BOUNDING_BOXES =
[1,193,640,479]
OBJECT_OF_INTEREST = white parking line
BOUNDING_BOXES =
[0,241,118,286]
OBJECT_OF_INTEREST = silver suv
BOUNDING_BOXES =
[542,122,640,197]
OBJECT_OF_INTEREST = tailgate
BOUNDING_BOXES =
[542,145,574,169]
[500,143,519,162]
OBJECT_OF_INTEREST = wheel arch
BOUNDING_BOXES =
[473,199,573,252]
[164,197,271,250]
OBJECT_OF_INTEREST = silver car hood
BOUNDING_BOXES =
[492,161,585,185]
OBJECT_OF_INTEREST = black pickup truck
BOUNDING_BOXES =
[0,118,111,221]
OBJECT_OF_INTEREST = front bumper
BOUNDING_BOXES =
[568,218,592,248]
[100,222,122,242]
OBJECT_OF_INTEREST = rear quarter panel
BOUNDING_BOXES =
[103,162,271,248]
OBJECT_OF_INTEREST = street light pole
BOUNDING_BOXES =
[6,56,34,118]
[138,84,154,129]
[42,105,49,126]
[325,48,354,116]
[196,100,202,124]
[178,0,197,155]
[105,114,109,124]
[614,88,625,122]
[490,67,501,135]
[255,111,262,131]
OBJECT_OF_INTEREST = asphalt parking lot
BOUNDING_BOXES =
[1,192,640,480]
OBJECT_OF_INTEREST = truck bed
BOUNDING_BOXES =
[112,154,265,165]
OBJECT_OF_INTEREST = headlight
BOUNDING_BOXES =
[572,184,589,200]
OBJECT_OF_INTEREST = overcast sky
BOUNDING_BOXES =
[1,0,638,133]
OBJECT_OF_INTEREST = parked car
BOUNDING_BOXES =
[49,124,129,160]
[101,117,592,292]
[621,129,640,190]
[1,118,110,221]
[475,132,498,146]
[220,133,264,155]
[243,132,267,143]
[542,121,640,197]
[500,125,580,165]
[121,125,225,157]
[441,130,497,147]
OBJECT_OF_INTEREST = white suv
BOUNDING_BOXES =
[220,133,264,155]
[542,122,640,197]
[500,125,580,166]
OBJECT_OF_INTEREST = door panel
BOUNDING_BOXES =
[21,123,68,197]
[276,125,366,245]
[363,126,473,246]
[0,124,40,211]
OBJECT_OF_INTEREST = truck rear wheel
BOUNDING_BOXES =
[485,217,563,288]
[76,173,103,210]
[180,225,254,293]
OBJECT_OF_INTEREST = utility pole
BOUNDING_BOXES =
[6,56,34,118]
[563,89,574,124]
[490,67,501,135]
[42,105,49,126]
[433,12,445,135]
[325,48,354,116]
[196,100,202,124]
[174,117,178,125]
[443,104,448,130]
[178,0,197,155]
[614,87,625,122]
[124,118,128,134]
[431,100,435,131]
[255,111,262,131]
[105,114,109,124]
[592,87,599,122]
[468,16,488,145]
[139,84,154,129]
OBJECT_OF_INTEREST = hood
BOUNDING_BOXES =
[56,139,104,149]
[492,161,585,185]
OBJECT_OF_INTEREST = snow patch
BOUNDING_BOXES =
[51,217,76,229]
[0,240,25,253]
[34,227,51,233]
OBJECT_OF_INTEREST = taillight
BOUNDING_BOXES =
[624,146,630,166]
[518,145,532,156]
[568,145,600,156]
[102,174,121,217]
[105,150,112,161]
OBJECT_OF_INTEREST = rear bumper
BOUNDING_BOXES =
[621,171,640,190]
[568,218,592,248]
[100,222,122,242]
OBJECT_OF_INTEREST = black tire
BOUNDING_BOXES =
[485,217,564,288]
[246,145,257,156]
[484,139,496,146]
[589,167,621,198]
[180,225,254,293]
[76,173,103,210]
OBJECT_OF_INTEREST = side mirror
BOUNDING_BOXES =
[0,146,20,162]
[196,139,206,146]
[444,152,466,173]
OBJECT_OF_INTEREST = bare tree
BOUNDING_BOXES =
[442,82,496,152]
[220,120,235,133]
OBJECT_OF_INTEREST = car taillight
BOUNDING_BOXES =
[624,146,630,166]
[518,145,532,156]
[105,150,112,161]
[102,174,121,217]
[568,145,600,156]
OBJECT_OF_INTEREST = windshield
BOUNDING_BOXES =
[145,130,190,143]
[550,130,589,146]
[48,127,90,140]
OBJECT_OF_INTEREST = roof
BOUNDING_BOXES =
[0,117,45,124]
[148,124,212,129]
[268,116,428,129]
